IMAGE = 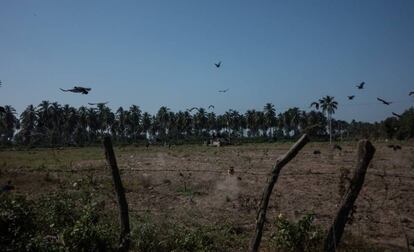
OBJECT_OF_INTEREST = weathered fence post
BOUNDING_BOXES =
[324,140,375,252]
[250,134,309,252]
[103,136,130,251]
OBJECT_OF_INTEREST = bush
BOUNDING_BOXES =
[130,214,244,252]
[0,192,117,251]
[271,213,324,252]
[0,194,36,251]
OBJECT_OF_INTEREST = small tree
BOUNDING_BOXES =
[319,96,338,144]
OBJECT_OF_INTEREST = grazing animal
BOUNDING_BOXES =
[392,112,402,118]
[214,61,222,68]
[377,97,392,105]
[208,105,215,109]
[356,82,365,89]
[0,106,5,114]
[1,181,14,193]
[333,144,342,151]
[309,102,320,110]
[347,95,355,100]
[313,150,321,155]
[409,91,414,96]
[387,144,401,151]
[88,102,108,106]
[218,88,229,93]
[60,86,91,94]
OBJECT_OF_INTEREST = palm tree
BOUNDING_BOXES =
[36,100,51,136]
[127,105,142,141]
[62,104,78,145]
[194,108,208,136]
[0,105,19,143]
[206,112,217,136]
[282,108,300,137]
[319,95,338,143]
[142,112,152,139]
[156,106,170,141]
[20,105,37,144]
[263,103,276,138]
[245,110,258,137]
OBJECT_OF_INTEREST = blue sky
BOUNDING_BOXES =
[1,0,413,122]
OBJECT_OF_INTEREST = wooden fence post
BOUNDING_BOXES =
[250,134,309,252]
[103,136,130,251]
[324,140,375,252]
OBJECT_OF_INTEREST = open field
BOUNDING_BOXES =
[1,141,414,251]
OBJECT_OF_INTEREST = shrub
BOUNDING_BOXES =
[271,213,324,252]
[0,192,117,251]
[0,194,36,251]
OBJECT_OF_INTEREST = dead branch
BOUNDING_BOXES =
[250,134,310,252]
[324,140,375,252]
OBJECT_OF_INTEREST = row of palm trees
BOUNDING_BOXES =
[0,96,340,146]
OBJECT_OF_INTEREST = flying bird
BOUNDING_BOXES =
[60,86,91,94]
[347,95,355,100]
[208,105,215,109]
[409,91,414,96]
[0,80,2,87]
[187,107,201,113]
[392,112,402,118]
[218,89,229,93]
[356,82,365,89]
[214,61,222,68]
[309,102,319,110]
[377,97,392,105]
[88,102,109,106]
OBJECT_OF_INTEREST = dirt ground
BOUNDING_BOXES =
[1,141,413,251]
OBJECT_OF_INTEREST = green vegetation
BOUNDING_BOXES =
[270,213,324,252]
[0,192,118,251]
[1,100,413,147]
[1,192,247,252]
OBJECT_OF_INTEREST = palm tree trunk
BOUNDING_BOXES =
[329,113,332,144]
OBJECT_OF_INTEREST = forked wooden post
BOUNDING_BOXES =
[103,136,130,251]
[250,134,309,252]
[324,140,375,252]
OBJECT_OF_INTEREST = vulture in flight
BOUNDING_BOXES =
[208,105,215,109]
[347,95,355,100]
[377,97,392,105]
[60,86,91,94]
[218,89,229,93]
[187,107,201,113]
[356,82,365,89]
[392,112,402,118]
[409,91,414,96]
[88,102,109,106]
[214,61,222,68]
[309,102,319,110]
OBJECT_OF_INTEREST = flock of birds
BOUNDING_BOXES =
[309,81,414,119]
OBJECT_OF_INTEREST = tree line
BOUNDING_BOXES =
[0,99,413,147]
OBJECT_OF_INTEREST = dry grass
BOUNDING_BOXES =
[1,141,414,251]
